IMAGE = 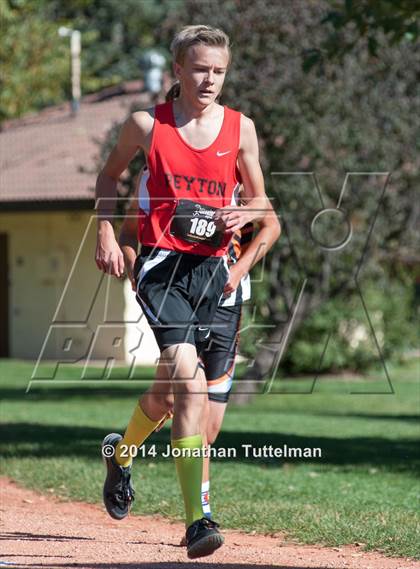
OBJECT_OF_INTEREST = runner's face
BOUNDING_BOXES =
[175,44,229,106]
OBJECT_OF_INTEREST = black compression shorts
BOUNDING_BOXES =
[200,303,242,403]
[134,246,228,352]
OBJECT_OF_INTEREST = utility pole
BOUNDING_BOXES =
[58,27,81,115]
[139,49,166,103]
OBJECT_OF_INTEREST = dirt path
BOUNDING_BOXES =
[0,478,418,569]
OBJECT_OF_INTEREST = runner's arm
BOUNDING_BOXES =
[119,171,142,290]
[224,200,281,295]
[215,115,268,233]
[95,111,153,277]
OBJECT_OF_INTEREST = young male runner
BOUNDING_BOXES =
[118,166,280,526]
[95,25,270,559]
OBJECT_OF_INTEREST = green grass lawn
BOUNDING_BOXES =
[0,358,419,559]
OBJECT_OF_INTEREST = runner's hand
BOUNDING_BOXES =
[95,224,125,277]
[224,263,245,296]
[214,206,253,233]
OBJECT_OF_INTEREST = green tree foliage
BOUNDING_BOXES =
[0,0,69,121]
[35,0,179,92]
[1,0,183,121]
[303,0,420,70]
[155,0,419,375]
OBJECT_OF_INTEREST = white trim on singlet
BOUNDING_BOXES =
[138,166,150,215]
[230,182,241,205]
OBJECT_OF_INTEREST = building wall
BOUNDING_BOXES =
[0,210,160,367]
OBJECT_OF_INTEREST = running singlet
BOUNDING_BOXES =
[138,101,242,257]
[137,168,253,307]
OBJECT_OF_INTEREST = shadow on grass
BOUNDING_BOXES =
[1,422,418,472]
[0,363,158,400]
[0,384,152,401]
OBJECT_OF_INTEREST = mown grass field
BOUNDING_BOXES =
[0,359,419,559]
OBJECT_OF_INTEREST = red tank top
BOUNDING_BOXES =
[137,101,241,256]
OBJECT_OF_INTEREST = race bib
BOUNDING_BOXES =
[170,199,223,248]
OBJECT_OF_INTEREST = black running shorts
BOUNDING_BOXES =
[134,246,229,352]
[200,303,242,404]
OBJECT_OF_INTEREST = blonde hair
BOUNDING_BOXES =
[170,25,231,65]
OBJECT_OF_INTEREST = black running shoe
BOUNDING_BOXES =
[186,517,224,559]
[101,433,135,520]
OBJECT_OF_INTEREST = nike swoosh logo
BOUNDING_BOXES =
[216,150,231,157]
[198,327,211,339]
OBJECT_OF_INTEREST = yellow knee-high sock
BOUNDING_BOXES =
[172,434,204,527]
[115,403,163,467]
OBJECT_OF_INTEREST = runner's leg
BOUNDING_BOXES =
[114,361,173,467]
[166,342,207,526]
[201,303,242,517]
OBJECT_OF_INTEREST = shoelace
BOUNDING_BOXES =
[203,518,218,528]
[198,517,219,530]
[115,469,135,504]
